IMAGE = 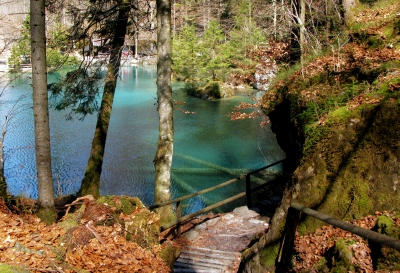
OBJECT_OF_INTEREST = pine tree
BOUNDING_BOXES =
[199,19,228,81]
[30,0,56,224]
[172,23,199,83]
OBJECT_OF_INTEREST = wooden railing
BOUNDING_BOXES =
[148,159,286,235]
[276,203,400,271]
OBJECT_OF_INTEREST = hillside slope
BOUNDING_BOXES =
[240,0,400,272]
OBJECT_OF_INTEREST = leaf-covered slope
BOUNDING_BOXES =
[0,196,171,273]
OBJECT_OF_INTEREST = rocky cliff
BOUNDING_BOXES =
[240,1,400,271]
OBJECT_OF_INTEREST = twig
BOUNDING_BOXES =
[44,248,64,273]
[85,221,106,245]
[25,268,58,273]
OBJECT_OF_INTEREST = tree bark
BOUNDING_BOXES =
[30,0,56,223]
[290,0,301,62]
[342,0,356,23]
[0,137,6,199]
[154,0,174,224]
[79,0,130,198]
[300,0,305,65]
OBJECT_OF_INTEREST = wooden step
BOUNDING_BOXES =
[174,246,241,273]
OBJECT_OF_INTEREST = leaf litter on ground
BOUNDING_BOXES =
[0,198,170,273]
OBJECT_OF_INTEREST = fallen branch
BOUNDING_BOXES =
[25,268,59,273]
[85,221,106,245]
[44,248,64,273]
[64,195,94,215]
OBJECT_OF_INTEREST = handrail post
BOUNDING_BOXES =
[246,174,252,208]
[176,201,182,238]
[276,206,301,272]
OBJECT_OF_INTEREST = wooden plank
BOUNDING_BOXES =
[185,245,239,255]
[178,255,230,267]
[174,267,222,273]
[174,260,225,270]
[180,250,237,261]
[179,250,237,261]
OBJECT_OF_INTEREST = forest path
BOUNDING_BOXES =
[171,206,270,273]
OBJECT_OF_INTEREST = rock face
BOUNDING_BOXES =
[253,58,278,91]
[239,5,400,268]
[370,215,400,271]
[241,89,400,272]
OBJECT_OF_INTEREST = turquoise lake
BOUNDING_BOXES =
[0,65,285,213]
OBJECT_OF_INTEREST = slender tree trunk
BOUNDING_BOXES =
[154,0,174,224]
[290,0,301,62]
[342,0,356,23]
[0,134,6,199]
[30,0,56,223]
[273,0,277,39]
[300,0,305,66]
[79,1,130,198]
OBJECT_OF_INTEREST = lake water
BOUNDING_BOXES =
[0,66,285,213]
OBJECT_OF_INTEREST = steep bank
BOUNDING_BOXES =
[240,1,400,271]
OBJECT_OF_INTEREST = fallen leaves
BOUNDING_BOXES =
[352,2,400,28]
[293,213,399,272]
[0,204,65,272]
[346,93,382,110]
[65,225,169,273]
[389,83,400,92]
[0,199,171,272]
[227,110,264,120]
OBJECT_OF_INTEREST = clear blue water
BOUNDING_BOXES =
[0,66,285,213]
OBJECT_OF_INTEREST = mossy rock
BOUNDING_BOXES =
[96,195,144,215]
[159,246,181,270]
[82,195,146,226]
[370,215,400,271]
[324,239,355,272]
[259,241,280,269]
[57,212,80,231]
[185,81,224,99]
[220,84,236,97]
[124,207,161,249]
[201,81,222,99]
[59,195,153,249]
[313,257,329,272]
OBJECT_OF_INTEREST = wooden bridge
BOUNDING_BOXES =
[149,159,286,272]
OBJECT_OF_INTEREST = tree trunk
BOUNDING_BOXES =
[290,0,301,62]
[30,0,56,223]
[342,0,356,23]
[0,136,6,199]
[154,0,174,224]
[300,0,305,65]
[78,1,130,198]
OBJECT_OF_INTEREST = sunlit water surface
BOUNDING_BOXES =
[0,66,285,213]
